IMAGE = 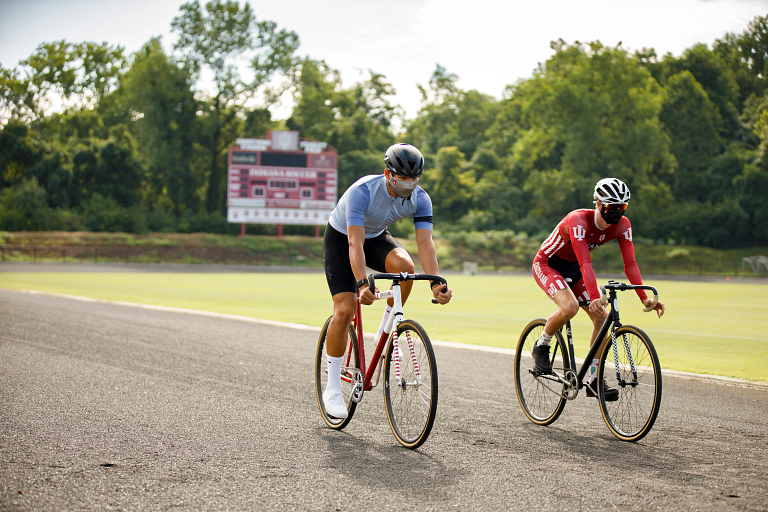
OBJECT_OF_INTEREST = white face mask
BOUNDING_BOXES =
[389,174,418,198]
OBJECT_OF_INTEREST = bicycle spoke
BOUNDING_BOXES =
[599,325,661,442]
[514,320,569,425]
[384,320,438,449]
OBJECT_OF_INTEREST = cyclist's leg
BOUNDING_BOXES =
[543,289,580,337]
[327,293,356,357]
[532,258,579,373]
[322,225,358,414]
[363,229,412,305]
[384,248,415,304]
[573,280,617,400]
[572,278,609,347]
[532,257,580,338]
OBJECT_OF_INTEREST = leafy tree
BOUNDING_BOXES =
[286,59,398,190]
[420,146,475,223]
[2,40,126,121]
[659,70,724,201]
[0,177,57,230]
[117,38,200,214]
[407,65,500,161]
[656,44,741,139]
[171,0,299,213]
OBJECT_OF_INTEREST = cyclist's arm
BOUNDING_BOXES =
[347,225,368,284]
[415,229,452,304]
[568,222,601,302]
[616,220,649,302]
[415,229,439,276]
[347,225,375,304]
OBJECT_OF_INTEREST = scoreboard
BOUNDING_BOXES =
[226,130,338,226]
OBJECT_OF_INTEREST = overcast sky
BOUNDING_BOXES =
[1,0,767,124]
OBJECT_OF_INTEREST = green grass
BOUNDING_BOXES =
[1,272,766,382]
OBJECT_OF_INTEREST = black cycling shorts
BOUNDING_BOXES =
[323,224,403,296]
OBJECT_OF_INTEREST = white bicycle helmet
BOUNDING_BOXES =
[594,178,630,204]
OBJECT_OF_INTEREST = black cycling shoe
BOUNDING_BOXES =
[586,380,619,401]
[531,344,553,374]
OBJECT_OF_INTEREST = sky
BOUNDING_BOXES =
[1,0,767,125]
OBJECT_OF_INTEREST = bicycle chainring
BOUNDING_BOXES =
[350,369,365,403]
[563,370,579,400]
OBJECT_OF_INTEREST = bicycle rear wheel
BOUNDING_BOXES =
[383,320,438,449]
[598,325,662,442]
[514,319,568,425]
[315,315,360,430]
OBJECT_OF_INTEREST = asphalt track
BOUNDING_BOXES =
[1,285,767,512]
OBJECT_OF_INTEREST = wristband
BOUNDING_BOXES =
[356,279,369,290]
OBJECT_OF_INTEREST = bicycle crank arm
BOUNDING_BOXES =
[529,369,578,400]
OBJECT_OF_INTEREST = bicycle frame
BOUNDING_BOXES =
[558,281,659,392]
[343,273,446,395]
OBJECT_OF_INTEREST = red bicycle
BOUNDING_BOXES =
[315,272,448,449]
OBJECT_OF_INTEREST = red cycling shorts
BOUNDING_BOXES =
[532,254,592,305]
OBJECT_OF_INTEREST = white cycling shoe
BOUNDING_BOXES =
[322,390,348,419]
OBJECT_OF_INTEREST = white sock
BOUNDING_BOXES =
[374,304,393,343]
[326,355,342,394]
[537,331,552,346]
[589,359,599,383]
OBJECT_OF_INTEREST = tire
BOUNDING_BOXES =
[383,320,438,449]
[315,315,359,430]
[598,325,662,442]
[514,319,569,425]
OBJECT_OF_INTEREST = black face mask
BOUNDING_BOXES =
[600,207,625,225]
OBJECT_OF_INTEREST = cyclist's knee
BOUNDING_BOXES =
[385,248,415,274]
[559,299,579,320]
[332,295,356,322]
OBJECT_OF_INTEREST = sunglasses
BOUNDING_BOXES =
[601,203,627,212]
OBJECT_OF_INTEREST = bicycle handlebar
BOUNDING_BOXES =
[599,282,660,312]
[366,273,448,304]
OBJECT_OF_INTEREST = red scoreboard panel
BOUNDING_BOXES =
[226,131,338,226]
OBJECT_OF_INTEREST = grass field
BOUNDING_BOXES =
[1,271,766,382]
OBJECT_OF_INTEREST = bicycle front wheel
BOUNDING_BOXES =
[315,315,360,430]
[598,325,662,442]
[384,320,438,449]
[514,319,568,425]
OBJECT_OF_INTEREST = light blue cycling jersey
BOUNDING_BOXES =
[328,174,433,238]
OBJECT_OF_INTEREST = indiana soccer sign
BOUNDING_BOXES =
[226,131,338,226]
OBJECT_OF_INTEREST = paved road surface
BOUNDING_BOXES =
[1,289,766,511]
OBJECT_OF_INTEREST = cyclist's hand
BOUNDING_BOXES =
[643,298,665,318]
[359,284,377,305]
[432,284,452,305]
[588,298,606,315]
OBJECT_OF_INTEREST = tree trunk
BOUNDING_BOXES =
[206,94,222,213]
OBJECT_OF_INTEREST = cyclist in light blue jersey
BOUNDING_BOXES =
[321,143,453,418]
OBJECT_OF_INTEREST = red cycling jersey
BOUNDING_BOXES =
[534,209,647,302]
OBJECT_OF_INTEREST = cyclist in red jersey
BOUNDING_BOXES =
[531,178,665,400]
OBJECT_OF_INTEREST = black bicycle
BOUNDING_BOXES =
[514,281,662,442]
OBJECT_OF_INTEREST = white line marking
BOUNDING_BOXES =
[9,288,768,389]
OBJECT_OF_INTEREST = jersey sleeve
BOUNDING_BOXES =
[412,188,433,231]
[616,218,649,301]
[565,213,601,301]
[344,182,371,228]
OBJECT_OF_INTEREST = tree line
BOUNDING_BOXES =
[1,2,767,248]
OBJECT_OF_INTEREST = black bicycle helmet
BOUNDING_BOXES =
[384,143,425,178]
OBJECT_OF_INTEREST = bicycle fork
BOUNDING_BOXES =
[608,291,639,385]
[388,281,421,389]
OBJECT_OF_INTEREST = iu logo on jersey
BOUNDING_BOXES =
[599,234,606,242]
[572,225,587,241]
[623,228,633,241]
